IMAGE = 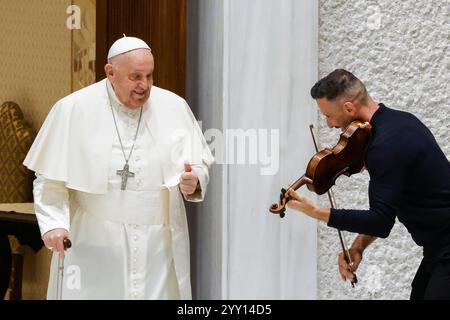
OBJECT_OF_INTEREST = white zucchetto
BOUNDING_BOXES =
[107,35,151,59]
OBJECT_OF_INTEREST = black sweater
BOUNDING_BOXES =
[328,104,450,261]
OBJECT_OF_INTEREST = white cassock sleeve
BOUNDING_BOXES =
[182,165,210,202]
[33,174,71,237]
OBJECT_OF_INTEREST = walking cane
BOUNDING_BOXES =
[56,238,72,300]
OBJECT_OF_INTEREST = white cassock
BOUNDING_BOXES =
[23,79,214,300]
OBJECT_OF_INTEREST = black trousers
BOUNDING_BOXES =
[410,258,450,300]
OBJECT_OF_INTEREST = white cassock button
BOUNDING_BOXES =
[133,235,138,241]
[134,247,138,252]
[133,258,137,263]
[133,269,137,275]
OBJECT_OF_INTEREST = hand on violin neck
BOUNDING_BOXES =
[286,189,330,223]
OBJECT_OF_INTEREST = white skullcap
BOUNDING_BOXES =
[107,35,151,59]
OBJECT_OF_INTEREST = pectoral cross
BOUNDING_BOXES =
[117,163,135,190]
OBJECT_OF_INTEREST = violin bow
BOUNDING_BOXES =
[309,124,358,288]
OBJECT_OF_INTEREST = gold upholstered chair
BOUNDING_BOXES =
[0,101,38,299]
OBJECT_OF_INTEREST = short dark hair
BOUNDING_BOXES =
[310,69,367,103]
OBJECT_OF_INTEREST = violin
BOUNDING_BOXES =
[269,120,372,288]
[269,120,372,217]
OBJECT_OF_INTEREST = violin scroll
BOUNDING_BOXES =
[269,176,312,217]
[269,188,290,217]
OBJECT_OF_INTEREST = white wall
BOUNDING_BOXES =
[187,0,319,299]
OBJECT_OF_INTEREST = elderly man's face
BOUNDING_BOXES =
[106,49,154,109]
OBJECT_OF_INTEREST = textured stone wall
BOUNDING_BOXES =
[317,0,450,299]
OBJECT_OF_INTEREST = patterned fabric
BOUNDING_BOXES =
[0,101,35,203]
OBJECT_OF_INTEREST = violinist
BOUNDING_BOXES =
[286,69,450,299]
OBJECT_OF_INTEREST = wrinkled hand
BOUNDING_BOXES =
[286,189,318,217]
[338,247,362,282]
[43,228,69,258]
[180,162,199,196]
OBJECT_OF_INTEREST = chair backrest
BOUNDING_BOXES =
[0,101,36,203]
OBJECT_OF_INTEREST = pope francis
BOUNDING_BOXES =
[23,36,214,300]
